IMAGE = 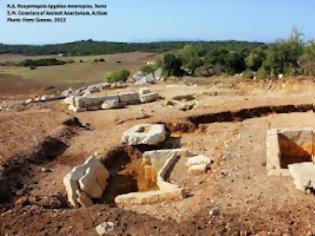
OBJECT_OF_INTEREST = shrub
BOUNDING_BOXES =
[107,69,130,83]
[19,58,66,67]
[256,67,268,79]
[99,58,105,62]
[162,54,184,77]
[140,64,156,75]
[243,70,255,80]
[30,66,36,70]
[245,48,266,71]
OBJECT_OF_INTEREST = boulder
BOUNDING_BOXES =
[95,222,115,235]
[63,156,109,208]
[186,154,212,174]
[135,74,156,85]
[132,71,144,81]
[76,190,93,208]
[121,124,166,145]
[60,88,74,98]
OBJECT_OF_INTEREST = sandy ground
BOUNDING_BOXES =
[1,77,315,235]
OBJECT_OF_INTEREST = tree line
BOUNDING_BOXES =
[160,29,315,78]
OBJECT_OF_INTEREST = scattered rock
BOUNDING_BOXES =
[186,154,212,174]
[209,208,220,217]
[95,222,115,235]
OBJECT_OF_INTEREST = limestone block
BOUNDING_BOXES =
[68,104,87,113]
[101,95,121,110]
[121,124,166,145]
[139,87,151,95]
[118,92,140,105]
[76,190,93,208]
[143,148,194,171]
[288,162,315,191]
[186,154,212,174]
[140,92,159,103]
[62,96,75,105]
[79,167,104,198]
[63,156,109,208]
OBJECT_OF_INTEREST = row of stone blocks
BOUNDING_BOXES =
[64,88,159,112]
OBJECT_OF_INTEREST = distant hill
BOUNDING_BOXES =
[0,40,265,56]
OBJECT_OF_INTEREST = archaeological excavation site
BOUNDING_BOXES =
[1,77,315,235]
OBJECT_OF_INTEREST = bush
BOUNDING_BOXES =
[245,48,266,71]
[243,70,255,79]
[107,69,130,83]
[30,66,36,70]
[256,67,268,79]
[99,58,105,62]
[140,64,156,75]
[298,41,315,75]
[162,54,184,77]
[19,58,66,67]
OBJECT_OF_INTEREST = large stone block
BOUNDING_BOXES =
[140,92,159,103]
[185,154,212,174]
[118,92,140,105]
[288,162,315,191]
[63,156,109,208]
[121,124,166,145]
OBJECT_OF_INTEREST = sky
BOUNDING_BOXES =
[0,0,314,44]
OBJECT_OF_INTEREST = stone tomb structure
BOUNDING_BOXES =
[266,128,315,191]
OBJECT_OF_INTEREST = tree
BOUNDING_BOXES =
[162,54,184,76]
[298,41,315,75]
[223,51,246,74]
[107,69,130,83]
[263,28,304,75]
[245,47,266,71]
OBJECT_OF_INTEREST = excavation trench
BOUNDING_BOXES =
[189,104,314,125]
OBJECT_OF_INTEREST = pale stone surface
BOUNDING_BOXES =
[186,154,212,174]
[140,92,159,103]
[143,148,195,171]
[62,96,75,105]
[118,92,140,105]
[288,162,315,191]
[139,87,151,95]
[76,190,93,208]
[95,222,115,235]
[100,95,121,110]
[121,124,166,145]
[68,104,87,113]
[79,167,104,198]
[63,156,109,208]
[24,99,33,105]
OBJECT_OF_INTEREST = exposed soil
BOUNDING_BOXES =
[1,77,315,235]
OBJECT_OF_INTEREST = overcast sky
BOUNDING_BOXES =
[0,0,314,44]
